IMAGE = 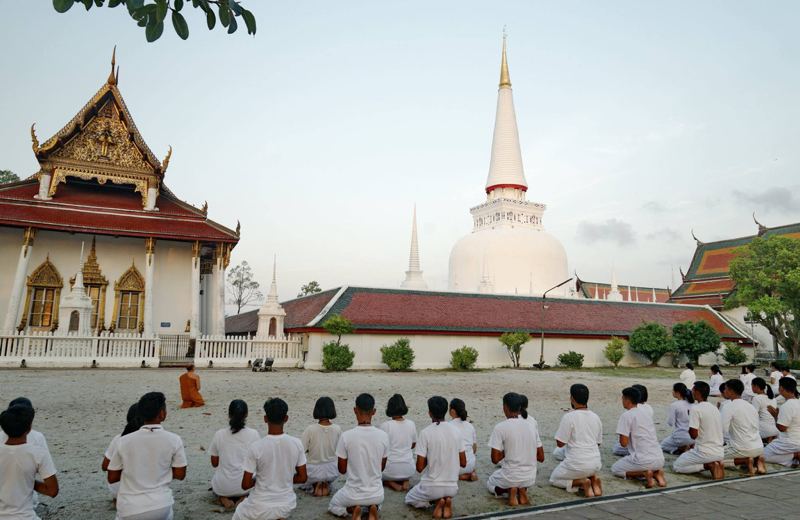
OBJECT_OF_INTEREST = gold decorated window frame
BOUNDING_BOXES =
[109,262,145,333]
[19,258,63,331]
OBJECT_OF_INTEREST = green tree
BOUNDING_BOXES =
[672,319,721,365]
[726,235,800,361]
[226,261,263,314]
[298,281,322,298]
[52,0,256,42]
[628,321,675,367]
[603,336,627,368]
[721,341,748,366]
[450,346,479,371]
[0,170,20,184]
[380,338,415,371]
[322,314,355,347]
[499,331,532,368]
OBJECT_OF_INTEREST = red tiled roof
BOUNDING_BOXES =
[283,289,340,329]
[0,180,238,242]
[225,310,259,335]
[284,287,748,341]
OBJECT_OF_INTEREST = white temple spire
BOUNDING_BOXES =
[607,262,623,301]
[267,255,278,301]
[652,287,657,303]
[400,205,428,289]
[257,254,286,338]
[74,242,86,291]
[478,250,494,293]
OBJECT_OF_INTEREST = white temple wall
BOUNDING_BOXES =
[721,306,776,354]
[0,228,194,335]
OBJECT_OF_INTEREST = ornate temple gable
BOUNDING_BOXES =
[28,258,63,289]
[69,237,108,288]
[115,262,145,292]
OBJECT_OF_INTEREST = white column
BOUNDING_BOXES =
[212,243,228,336]
[34,172,52,200]
[3,228,36,332]
[143,238,156,337]
[144,187,158,211]
[190,242,201,338]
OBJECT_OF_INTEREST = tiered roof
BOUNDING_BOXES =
[575,277,671,303]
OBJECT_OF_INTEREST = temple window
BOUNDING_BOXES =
[117,292,140,330]
[20,258,63,331]
[29,287,57,327]
[111,262,145,332]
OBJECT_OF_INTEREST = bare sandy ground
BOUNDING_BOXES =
[0,367,781,519]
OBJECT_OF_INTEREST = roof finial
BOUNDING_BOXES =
[162,145,172,173]
[31,123,39,152]
[107,46,117,86]
[499,27,511,88]
[753,212,768,236]
[691,228,704,246]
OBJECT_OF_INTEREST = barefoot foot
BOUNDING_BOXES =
[443,497,453,519]
[508,487,519,507]
[745,458,756,476]
[368,505,379,520]
[519,487,530,505]
[756,456,767,475]
[313,482,323,497]
[470,470,478,482]
[580,478,595,498]
[387,481,403,492]
[220,496,235,508]
[644,470,655,489]
[350,506,361,520]
[590,475,603,496]
[654,470,667,487]
[402,480,410,491]
[433,498,445,519]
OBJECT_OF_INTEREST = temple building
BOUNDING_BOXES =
[0,51,239,339]
[575,265,671,303]
[448,34,569,296]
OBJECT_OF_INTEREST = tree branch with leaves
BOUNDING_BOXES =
[226,261,263,315]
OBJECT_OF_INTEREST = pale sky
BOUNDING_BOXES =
[2,1,799,311]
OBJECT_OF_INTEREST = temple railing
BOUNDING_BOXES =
[195,334,303,368]
[0,330,159,368]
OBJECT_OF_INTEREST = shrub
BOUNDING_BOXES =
[787,360,800,370]
[322,314,355,346]
[672,319,722,365]
[721,341,748,366]
[603,337,626,368]
[558,350,584,368]
[321,341,355,371]
[629,321,675,366]
[380,338,415,371]
[499,331,532,368]
[450,346,479,371]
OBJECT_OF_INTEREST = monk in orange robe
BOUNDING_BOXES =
[179,364,205,408]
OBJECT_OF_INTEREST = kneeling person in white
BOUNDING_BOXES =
[612,384,653,457]
[448,399,477,481]
[328,393,390,520]
[672,382,725,479]
[487,392,543,507]
[406,396,466,519]
[719,380,765,475]
[1,397,51,511]
[763,377,800,467]
[301,397,342,497]
[549,384,603,498]
[611,387,666,488]
[210,400,261,509]
[108,392,187,520]
[0,404,58,520]
[233,398,307,520]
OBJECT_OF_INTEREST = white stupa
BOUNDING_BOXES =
[448,33,569,296]
[400,205,428,289]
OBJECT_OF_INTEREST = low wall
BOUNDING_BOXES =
[0,331,159,368]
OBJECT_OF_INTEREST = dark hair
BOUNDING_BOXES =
[726,379,744,397]
[263,397,288,425]
[186,363,195,371]
[355,393,375,413]
[632,384,648,403]
[449,398,468,421]
[747,364,756,374]
[685,362,694,370]
[710,364,722,375]
[229,399,248,434]
[313,397,337,420]
[694,381,711,400]
[771,362,780,370]
[386,394,408,417]
[674,382,695,404]
[121,403,143,437]
[782,365,792,373]
[0,405,35,439]
[519,394,529,419]
[622,387,641,405]
[570,384,590,406]
[427,396,448,421]
[752,377,774,399]
[8,397,33,409]
[502,392,522,413]
[779,377,798,396]
[138,392,166,422]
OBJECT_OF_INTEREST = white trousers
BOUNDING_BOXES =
[723,444,763,464]
[117,506,173,520]
[231,503,294,520]
[459,453,476,475]
[549,458,601,493]
[672,448,723,474]
[300,460,340,493]
[552,446,565,461]
[763,438,800,467]
[611,456,664,478]
[660,430,693,454]
[382,460,414,481]
[328,486,384,517]
[612,440,629,457]
[486,468,536,495]
[759,420,780,440]
[405,483,458,508]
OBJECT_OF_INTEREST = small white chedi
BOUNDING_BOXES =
[448,34,569,296]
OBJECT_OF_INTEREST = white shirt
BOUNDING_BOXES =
[416,422,463,486]
[0,443,56,520]
[638,403,654,420]
[0,430,47,449]
[379,419,417,470]
[554,410,603,462]
[209,427,261,497]
[104,434,122,495]
[236,433,305,513]
[680,369,696,387]
[741,373,756,397]
[449,418,476,463]
[616,406,663,463]
[667,400,693,433]
[770,371,783,393]
[301,423,342,465]
[108,424,187,517]
[488,418,541,483]
[688,402,724,457]
[777,399,800,446]
[752,394,778,430]
[336,426,390,502]
[709,374,724,396]
[720,398,762,453]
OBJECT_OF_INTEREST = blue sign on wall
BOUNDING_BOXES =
[160,322,171,327]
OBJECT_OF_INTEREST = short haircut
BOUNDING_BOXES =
[570,384,590,406]
[622,387,641,405]
[186,363,194,371]
[685,362,694,370]
[138,392,166,422]
[780,377,798,394]
[355,393,375,413]
[8,397,32,409]
[747,364,756,373]
[385,394,408,417]
[782,365,792,373]
[0,405,35,439]
[502,392,522,413]
[726,379,744,396]
[632,384,648,403]
[427,396,448,420]
[263,397,288,425]
[693,381,711,400]
[313,396,337,420]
